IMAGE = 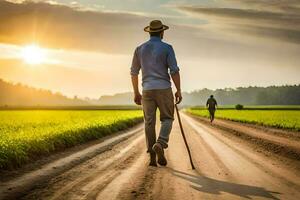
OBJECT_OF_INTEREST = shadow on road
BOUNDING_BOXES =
[171,169,280,199]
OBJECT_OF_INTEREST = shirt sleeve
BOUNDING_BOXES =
[130,47,141,75]
[167,45,180,75]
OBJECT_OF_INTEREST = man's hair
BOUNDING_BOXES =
[210,95,214,98]
[150,31,162,37]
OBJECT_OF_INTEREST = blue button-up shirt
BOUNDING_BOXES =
[131,36,180,90]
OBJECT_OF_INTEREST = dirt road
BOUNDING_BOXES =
[1,112,300,200]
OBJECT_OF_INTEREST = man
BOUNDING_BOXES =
[130,20,182,167]
[206,95,217,123]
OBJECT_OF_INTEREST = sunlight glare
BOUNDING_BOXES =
[21,44,46,65]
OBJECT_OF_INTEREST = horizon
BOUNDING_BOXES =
[0,0,299,98]
[1,78,299,100]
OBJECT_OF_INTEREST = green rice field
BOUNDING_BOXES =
[190,105,300,110]
[0,110,143,169]
[186,109,300,131]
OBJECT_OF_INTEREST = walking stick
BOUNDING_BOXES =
[175,104,195,169]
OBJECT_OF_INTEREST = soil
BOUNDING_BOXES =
[1,112,300,200]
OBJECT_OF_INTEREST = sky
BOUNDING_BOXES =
[0,0,299,98]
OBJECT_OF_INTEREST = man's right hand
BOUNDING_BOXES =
[134,92,142,105]
[175,90,182,104]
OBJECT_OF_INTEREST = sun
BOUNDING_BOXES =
[21,44,46,65]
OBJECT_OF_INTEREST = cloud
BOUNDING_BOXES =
[228,0,300,14]
[0,0,150,54]
[225,24,300,44]
[0,0,299,61]
[0,0,259,57]
[177,1,300,44]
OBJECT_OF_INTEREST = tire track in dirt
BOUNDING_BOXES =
[181,113,300,199]
[0,125,143,200]
[22,132,146,200]
[121,113,300,199]
[2,112,300,200]
[187,114,300,161]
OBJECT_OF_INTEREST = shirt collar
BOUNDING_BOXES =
[150,36,161,42]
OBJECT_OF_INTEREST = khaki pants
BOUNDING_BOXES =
[142,88,174,153]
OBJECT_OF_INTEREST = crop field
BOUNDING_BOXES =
[0,110,143,169]
[190,105,300,110]
[186,108,300,131]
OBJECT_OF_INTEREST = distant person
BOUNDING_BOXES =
[206,95,217,123]
[130,20,182,167]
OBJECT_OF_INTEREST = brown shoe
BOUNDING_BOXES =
[149,152,157,166]
[152,143,167,166]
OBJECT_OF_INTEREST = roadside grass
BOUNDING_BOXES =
[190,105,300,110]
[0,110,143,170]
[186,108,300,131]
[0,105,142,110]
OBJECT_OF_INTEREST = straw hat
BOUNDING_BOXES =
[144,20,169,32]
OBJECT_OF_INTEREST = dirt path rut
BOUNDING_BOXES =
[1,112,300,200]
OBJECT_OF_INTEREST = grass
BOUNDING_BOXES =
[186,109,300,131]
[189,105,300,110]
[0,105,142,110]
[0,110,143,169]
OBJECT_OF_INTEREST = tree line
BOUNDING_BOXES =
[182,85,300,105]
[0,79,86,106]
[0,79,299,106]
